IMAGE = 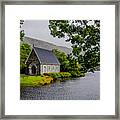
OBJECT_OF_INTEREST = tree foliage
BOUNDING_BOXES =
[20,20,25,41]
[49,20,100,73]
[20,30,25,41]
[67,53,82,77]
[52,49,69,72]
[20,42,31,73]
[52,49,83,77]
[20,20,31,74]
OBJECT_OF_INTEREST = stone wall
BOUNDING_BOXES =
[26,49,40,75]
[40,65,60,74]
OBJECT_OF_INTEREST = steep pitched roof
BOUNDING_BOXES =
[34,47,60,65]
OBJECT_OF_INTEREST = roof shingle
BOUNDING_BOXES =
[34,47,60,65]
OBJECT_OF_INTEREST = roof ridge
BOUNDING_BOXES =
[34,46,52,52]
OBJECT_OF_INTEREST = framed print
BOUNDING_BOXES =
[0,0,119,119]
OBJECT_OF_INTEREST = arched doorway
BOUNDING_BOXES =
[29,63,37,75]
[31,65,36,75]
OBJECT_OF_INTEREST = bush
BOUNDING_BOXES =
[44,72,71,80]
[60,72,71,78]
[44,71,85,79]
[70,71,85,78]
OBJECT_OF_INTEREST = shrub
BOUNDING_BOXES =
[69,71,85,77]
[43,72,71,80]
[60,72,71,78]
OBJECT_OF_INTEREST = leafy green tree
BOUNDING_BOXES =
[52,49,83,77]
[20,42,31,74]
[20,20,31,74]
[20,30,25,41]
[49,20,100,73]
[67,53,82,77]
[52,49,69,72]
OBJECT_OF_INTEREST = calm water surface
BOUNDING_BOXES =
[20,71,100,100]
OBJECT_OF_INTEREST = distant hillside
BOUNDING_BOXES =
[23,37,72,54]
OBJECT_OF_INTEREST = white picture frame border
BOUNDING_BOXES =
[0,0,119,119]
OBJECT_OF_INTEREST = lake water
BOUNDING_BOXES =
[20,71,100,100]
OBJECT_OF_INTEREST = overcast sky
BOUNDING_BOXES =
[21,20,72,48]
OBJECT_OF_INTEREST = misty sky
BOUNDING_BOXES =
[21,20,72,48]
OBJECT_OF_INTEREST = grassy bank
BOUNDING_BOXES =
[20,75,53,87]
[20,72,85,87]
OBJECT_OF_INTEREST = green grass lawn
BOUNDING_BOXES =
[20,75,53,87]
